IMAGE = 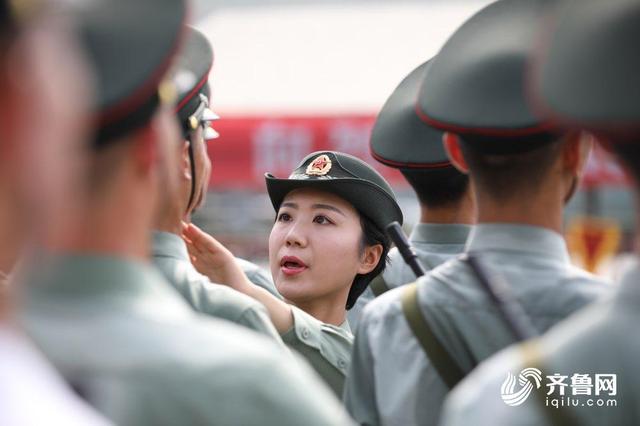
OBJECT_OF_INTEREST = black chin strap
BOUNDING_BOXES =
[186,134,197,214]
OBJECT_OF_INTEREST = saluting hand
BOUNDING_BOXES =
[182,222,295,333]
[182,222,252,293]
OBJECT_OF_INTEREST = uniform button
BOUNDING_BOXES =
[301,328,310,339]
[338,359,347,369]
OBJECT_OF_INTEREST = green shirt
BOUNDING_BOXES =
[442,264,631,426]
[235,257,283,299]
[344,224,608,426]
[20,253,354,426]
[348,223,471,331]
[151,231,282,343]
[282,306,354,397]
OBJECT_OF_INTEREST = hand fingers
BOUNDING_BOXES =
[186,224,225,255]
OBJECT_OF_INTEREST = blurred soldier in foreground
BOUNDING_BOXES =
[347,59,475,330]
[343,1,607,425]
[442,0,640,424]
[152,26,283,343]
[0,0,107,424]
[18,1,353,424]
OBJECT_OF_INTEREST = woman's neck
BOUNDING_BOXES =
[292,294,347,327]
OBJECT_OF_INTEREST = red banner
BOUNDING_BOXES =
[208,115,629,190]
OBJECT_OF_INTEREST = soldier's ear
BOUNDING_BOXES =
[357,243,383,275]
[443,132,470,174]
[562,131,592,177]
[181,141,192,181]
[131,123,157,174]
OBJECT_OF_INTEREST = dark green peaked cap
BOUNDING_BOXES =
[72,0,187,146]
[417,0,557,146]
[265,151,403,231]
[534,0,640,136]
[170,26,218,139]
[371,60,451,170]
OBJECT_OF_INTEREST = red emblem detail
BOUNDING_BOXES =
[306,154,332,176]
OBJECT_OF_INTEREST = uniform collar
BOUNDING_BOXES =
[152,231,190,262]
[409,223,472,245]
[339,319,352,334]
[465,223,570,264]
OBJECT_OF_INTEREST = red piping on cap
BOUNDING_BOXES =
[175,63,213,112]
[98,1,190,126]
[414,101,556,137]
[526,5,640,142]
[371,150,452,170]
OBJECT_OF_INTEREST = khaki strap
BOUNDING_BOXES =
[401,283,466,389]
[369,274,390,297]
[519,341,578,426]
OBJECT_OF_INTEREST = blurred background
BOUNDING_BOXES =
[190,0,634,279]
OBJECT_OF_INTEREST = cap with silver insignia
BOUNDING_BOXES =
[170,26,219,142]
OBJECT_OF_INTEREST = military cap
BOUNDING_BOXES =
[72,0,187,145]
[417,0,558,154]
[265,151,403,231]
[371,60,451,170]
[533,0,640,136]
[171,26,219,142]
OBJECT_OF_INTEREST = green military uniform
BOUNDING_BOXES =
[265,151,404,397]
[344,225,607,425]
[344,1,610,424]
[21,254,353,425]
[19,2,353,424]
[236,257,282,298]
[281,306,354,397]
[152,231,283,343]
[347,60,472,331]
[443,0,640,424]
[348,224,471,330]
[441,265,634,425]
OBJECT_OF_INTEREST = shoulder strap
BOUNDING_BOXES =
[519,341,579,426]
[401,283,466,389]
[369,274,390,297]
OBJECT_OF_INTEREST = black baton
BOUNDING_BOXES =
[386,221,427,278]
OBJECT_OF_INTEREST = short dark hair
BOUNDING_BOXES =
[400,168,469,209]
[346,213,391,310]
[458,134,565,201]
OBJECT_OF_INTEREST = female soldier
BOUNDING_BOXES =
[183,150,403,395]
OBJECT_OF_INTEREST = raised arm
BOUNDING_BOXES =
[182,223,294,333]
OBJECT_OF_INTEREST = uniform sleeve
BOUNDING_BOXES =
[235,304,287,347]
[281,306,353,396]
[343,306,381,426]
[160,258,287,347]
[235,257,283,299]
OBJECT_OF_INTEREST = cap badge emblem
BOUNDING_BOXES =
[306,154,332,176]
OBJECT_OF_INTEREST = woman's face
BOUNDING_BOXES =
[269,187,375,308]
